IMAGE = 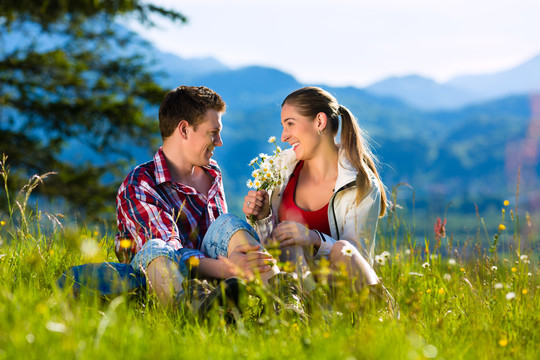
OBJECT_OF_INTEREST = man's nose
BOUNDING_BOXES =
[214,133,223,147]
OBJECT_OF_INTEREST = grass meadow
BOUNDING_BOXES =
[0,158,538,360]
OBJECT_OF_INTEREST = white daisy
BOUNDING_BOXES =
[520,254,530,264]
[422,262,430,268]
[380,251,391,260]
[248,157,258,166]
[374,255,386,265]
[443,273,451,282]
[268,136,276,143]
[448,258,456,266]
[491,266,498,271]
[341,242,355,257]
[246,179,254,188]
[494,283,504,289]
[505,292,516,300]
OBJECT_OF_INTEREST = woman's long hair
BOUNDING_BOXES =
[282,86,387,216]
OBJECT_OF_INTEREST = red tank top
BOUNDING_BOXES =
[278,161,331,236]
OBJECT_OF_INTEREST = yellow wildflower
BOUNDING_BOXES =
[503,200,509,206]
[511,267,517,272]
[186,256,200,269]
[120,239,132,249]
[426,289,432,293]
[498,224,506,231]
[498,338,508,347]
[522,289,528,295]
[438,288,445,295]
[460,267,465,272]
[0,220,5,226]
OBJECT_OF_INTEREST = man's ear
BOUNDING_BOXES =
[177,120,190,139]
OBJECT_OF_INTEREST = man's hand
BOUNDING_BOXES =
[243,190,270,221]
[225,243,275,281]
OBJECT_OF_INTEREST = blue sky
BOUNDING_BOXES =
[125,0,540,87]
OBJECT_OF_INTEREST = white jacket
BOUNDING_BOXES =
[253,147,381,265]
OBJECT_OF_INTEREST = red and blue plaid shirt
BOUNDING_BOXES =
[115,147,227,258]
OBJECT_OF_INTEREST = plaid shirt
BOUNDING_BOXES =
[115,147,227,259]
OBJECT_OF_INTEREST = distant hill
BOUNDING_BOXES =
[365,53,540,110]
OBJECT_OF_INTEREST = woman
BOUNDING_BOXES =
[243,86,388,291]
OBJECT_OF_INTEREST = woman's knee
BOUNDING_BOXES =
[329,240,353,263]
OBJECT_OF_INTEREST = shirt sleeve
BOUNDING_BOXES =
[115,181,205,260]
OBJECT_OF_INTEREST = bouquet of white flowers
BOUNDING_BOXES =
[246,136,286,192]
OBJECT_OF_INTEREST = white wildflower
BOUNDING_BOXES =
[491,266,498,271]
[46,321,67,333]
[527,272,532,277]
[520,254,530,264]
[505,292,516,300]
[80,237,99,257]
[494,283,504,289]
[443,273,451,282]
[422,262,430,268]
[375,255,385,265]
[341,242,355,257]
[448,258,456,266]
[405,249,411,255]
[268,136,276,143]
[380,251,391,260]
[246,179,254,188]
[248,157,258,167]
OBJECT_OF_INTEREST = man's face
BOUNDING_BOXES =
[185,109,223,166]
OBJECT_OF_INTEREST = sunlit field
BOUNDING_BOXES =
[0,158,538,360]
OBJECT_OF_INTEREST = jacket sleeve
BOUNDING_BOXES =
[314,183,380,265]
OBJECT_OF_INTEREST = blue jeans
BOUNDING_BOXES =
[130,214,260,278]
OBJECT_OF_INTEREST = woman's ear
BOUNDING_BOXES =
[316,112,328,132]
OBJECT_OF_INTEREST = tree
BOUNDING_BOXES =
[0,0,186,218]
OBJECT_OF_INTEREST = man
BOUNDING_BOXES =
[115,86,279,315]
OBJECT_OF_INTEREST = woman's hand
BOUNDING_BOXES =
[271,221,320,249]
[243,189,270,220]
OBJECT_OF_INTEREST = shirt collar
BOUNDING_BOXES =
[153,147,222,188]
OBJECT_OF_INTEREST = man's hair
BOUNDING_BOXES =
[158,85,226,138]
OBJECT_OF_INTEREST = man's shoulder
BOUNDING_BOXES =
[121,159,157,189]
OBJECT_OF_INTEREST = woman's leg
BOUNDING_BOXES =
[328,240,379,291]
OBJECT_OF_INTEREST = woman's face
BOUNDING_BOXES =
[280,103,321,160]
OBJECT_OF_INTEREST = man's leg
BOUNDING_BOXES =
[146,256,184,307]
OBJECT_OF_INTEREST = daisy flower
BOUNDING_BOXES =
[422,262,430,268]
[341,242,355,257]
[268,136,276,143]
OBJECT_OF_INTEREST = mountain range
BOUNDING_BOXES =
[3,23,539,222]
[143,46,539,218]
[365,53,540,110]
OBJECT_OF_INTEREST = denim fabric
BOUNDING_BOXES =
[130,214,259,278]
[200,213,260,258]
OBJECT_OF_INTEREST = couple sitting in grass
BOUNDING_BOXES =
[115,85,390,318]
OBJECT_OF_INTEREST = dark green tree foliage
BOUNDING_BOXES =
[0,0,186,218]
